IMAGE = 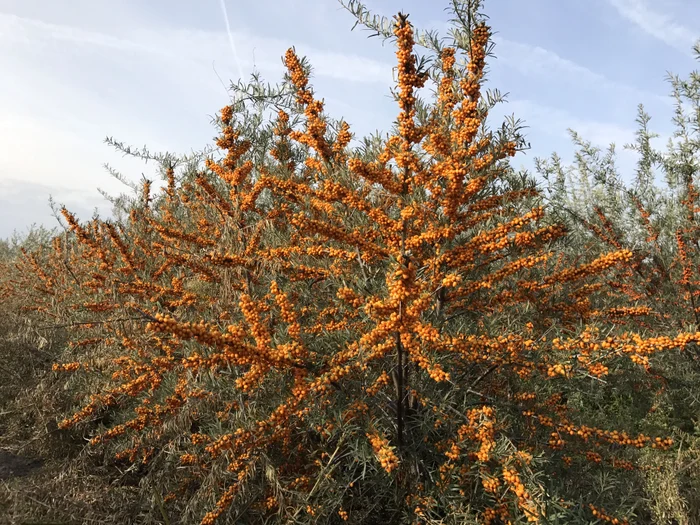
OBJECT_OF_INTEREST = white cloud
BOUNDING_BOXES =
[0,114,119,191]
[0,10,395,208]
[508,99,635,146]
[0,177,115,239]
[607,0,698,54]
[512,98,669,151]
[410,19,670,107]
[0,12,151,54]
[0,11,394,86]
[492,36,670,106]
[0,1,688,239]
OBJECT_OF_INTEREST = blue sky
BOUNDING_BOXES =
[0,0,698,239]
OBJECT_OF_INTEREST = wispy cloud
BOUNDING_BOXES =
[607,0,698,54]
[508,99,635,148]
[510,98,670,146]
[0,1,690,238]
[0,12,151,55]
[0,7,397,235]
[412,18,671,107]
[0,11,394,86]
[492,36,670,106]
[0,178,114,238]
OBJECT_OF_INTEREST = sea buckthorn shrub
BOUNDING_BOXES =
[4,1,699,524]
[0,228,155,524]
[0,226,64,413]
[535,43,700,523]
[0,225,98,451]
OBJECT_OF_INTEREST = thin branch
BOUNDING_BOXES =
[36,316,148,331]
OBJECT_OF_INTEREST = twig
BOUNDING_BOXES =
[129,306,160,323]
[355,246,371,288]
[471,363,499,389]
[36,316,147,331]
[580,371,608,384]
[22,494,51,509]
[675,455,700,474]
[155,490,172,525]
[61,258,82,288]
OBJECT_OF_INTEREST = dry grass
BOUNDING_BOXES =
[639,431,700,525]
[0,267,146,524]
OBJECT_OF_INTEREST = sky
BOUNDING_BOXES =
[0,0,699,240]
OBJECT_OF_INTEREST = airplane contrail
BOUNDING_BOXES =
[218,0,245,85]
